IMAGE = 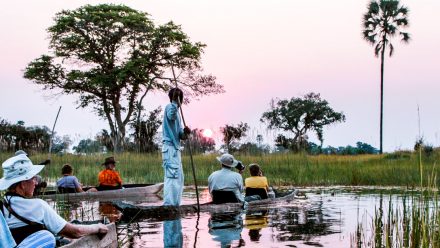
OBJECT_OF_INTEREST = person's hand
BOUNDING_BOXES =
[238,169,244,174]
[96,223,108,234]
[184,126,191,135]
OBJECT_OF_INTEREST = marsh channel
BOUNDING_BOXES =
[48,186,427,248]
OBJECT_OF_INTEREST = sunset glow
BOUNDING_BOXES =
[0,0,439,151]
[202,129,213,138]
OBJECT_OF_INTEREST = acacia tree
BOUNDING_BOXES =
[24,4,224,152]
[260,93,345,151]
[362,0,410,154]
[221,122,249,152]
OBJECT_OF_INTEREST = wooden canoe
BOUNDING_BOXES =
[114,190,307,219]
[40,183,164,201]
[62,223,117,248]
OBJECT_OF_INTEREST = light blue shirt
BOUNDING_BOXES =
[208,168,244,202]
[162,101,184,150]
[1,211,16,248]
[56,175,81,189]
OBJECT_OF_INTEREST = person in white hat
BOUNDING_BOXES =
[207,153,248,203]
[0,154,108,247]
[14,150,49,196]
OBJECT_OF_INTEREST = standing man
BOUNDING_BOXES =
[162,88,191,206]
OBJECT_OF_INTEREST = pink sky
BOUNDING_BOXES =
[1,0,439,151]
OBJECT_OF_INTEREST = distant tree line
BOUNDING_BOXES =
[0,117,70,154]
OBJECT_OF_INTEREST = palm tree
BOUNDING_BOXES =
[362,0,410,154]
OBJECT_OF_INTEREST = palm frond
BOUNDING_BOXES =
[400,32,410,43]
[395,17,409,27]
[363,33,377,45]
[369,1,380,15]
[398,6,409,15]
[387,24,397,36]
[388,43,394,57]
[374,43,383,57]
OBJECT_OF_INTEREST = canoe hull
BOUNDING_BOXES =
[63,223,117,248]
[114,190,304,219]
[40,183,163,201]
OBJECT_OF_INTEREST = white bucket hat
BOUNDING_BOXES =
[216,153,239,168]
[0,154,44,190]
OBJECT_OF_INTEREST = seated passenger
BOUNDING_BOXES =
[97,157,123,191]
[208,154,260,204]
[245,164,269,199]
[208,153,244,204]
[0,154,108,247]
[56,164,84,193]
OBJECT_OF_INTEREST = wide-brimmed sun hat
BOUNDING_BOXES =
[216,153,239,168]
[102,156,117,166]
[0,154,44,190]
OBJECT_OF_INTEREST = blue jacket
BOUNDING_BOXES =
[162,101,184,150]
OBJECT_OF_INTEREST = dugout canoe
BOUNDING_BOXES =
[62,223,117,248]
[40,183,164,201]
[114,190,306,219]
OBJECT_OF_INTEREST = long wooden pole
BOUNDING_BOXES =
[44,106,62,180]
[48,106,62,158]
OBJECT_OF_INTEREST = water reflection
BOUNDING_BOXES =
[271,198,340,247]
[164,218,183,247]
[99,202,122,223]
[49,187,416,247]
[245,210,268,242]
[208,212,245,247]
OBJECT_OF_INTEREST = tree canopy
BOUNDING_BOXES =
[261,93,345,151]
[221,122,249,152]
[0,117,69,154]
[24,4,224,152]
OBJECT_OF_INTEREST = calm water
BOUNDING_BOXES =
[49,187,417,248]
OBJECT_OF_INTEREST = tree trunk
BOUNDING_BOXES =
[379,43,386,154]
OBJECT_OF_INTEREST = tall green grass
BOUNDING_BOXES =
[351,193,440,248]
[0,149,439,186]
[351,148,440,247]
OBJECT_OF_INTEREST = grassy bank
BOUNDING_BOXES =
[0,150,439,187]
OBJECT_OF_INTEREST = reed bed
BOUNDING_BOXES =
[351,192,440,248]
[351,148,440,248]
[0,149,439,187]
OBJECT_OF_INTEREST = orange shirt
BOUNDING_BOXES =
[98,169,122,186]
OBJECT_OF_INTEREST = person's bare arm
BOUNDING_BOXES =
[58,223,108,239]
